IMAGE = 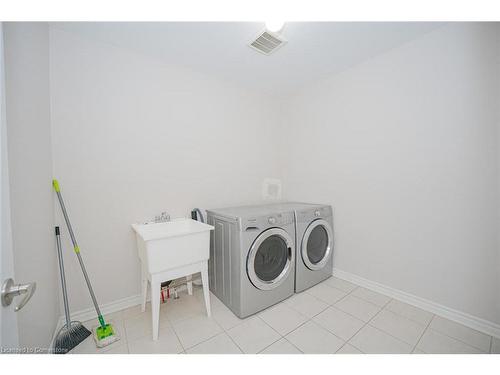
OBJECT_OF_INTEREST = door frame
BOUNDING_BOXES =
[0,21,20,350]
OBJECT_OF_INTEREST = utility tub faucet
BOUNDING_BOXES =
[154,212,170,223]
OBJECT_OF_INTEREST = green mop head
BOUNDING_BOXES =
[92,316,119,348]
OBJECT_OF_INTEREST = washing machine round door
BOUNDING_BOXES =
[247,228,294,291]
[301,219,333,271]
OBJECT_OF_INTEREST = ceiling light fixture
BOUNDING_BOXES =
[265,21,285,33]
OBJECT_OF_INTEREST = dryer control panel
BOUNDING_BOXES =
[296,205,333,222]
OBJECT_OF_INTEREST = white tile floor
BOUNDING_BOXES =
[70,277,498,354]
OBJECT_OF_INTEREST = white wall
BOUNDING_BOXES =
[49,27,282,311]
[4,23,60,348]
[6,22,499,341]
[282,23,500,324]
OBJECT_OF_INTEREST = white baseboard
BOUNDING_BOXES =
[332,268,500,339]
[50,282,192,350]
[49,293,141,352]
[63,294,143,327]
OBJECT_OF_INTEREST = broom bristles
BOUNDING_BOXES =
[53,321,91,354]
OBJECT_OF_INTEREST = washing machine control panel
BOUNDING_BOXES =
[265,213,294,226]
[241,212,294,229]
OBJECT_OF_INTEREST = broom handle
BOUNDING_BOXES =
[53,180,105,328]
[55,226,71,328]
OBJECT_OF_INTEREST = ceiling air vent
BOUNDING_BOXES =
[249,29,287,55]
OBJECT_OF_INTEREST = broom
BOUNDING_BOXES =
[53,226,91,353]
[53,179,119,348]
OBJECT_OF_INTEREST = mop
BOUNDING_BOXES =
[53,179,119,348]
[53,226,91,353]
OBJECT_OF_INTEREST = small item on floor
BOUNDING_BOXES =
[53,179,119,349]
[53,226,91,354]
[161,280,172,303]
[161,287,168,303]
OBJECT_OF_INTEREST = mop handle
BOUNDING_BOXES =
[55,226,71,328]
[52,180,105,327]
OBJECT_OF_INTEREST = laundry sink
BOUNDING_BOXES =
[132,218,214,340]
[132,218,214,273]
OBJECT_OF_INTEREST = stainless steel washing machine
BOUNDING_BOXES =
[206,205,296,318]
[266,202,334,292]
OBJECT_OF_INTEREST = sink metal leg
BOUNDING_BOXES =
[151,275,160,341]
[141,266,148,312]
[186,274,193,295]
[201,261,211,317]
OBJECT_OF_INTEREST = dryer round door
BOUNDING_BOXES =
[247,228,294,291]
[301,219,333,271]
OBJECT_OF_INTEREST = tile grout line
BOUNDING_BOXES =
[332,295,384,323]
[122,315,131,354]
[185,297,245,352]
[176,315,225,353]
[343,298,397,354]
[284,296,330,320]
[283,285,362,344]
[263,291,351,353]
[364,324,415,352]
[324,299,385,349]
[225,313,282,354]
[328,283,359,295]
[149,292,222,353]
[321,282,360,308]
[295,282,389,353]
[225,333,245,354]
[384,303,434,327]
[173,289,234,353]
[339,293,383,355]
[284,313,348,352]
[424,315,492,353]
[305,282,358,306]
[361,297,430,352]
[257,336,304,354]
[254,314,291,352]
[117,310,132,354]
[223,320,246,354]
[411,314,434,353]
[188,330,243,354]
[335,319,369,354]
[346,296,443,353]
[325,277,361,294]
[170,321,189,353]
[424,327,489,353]
[283,337,304,354]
